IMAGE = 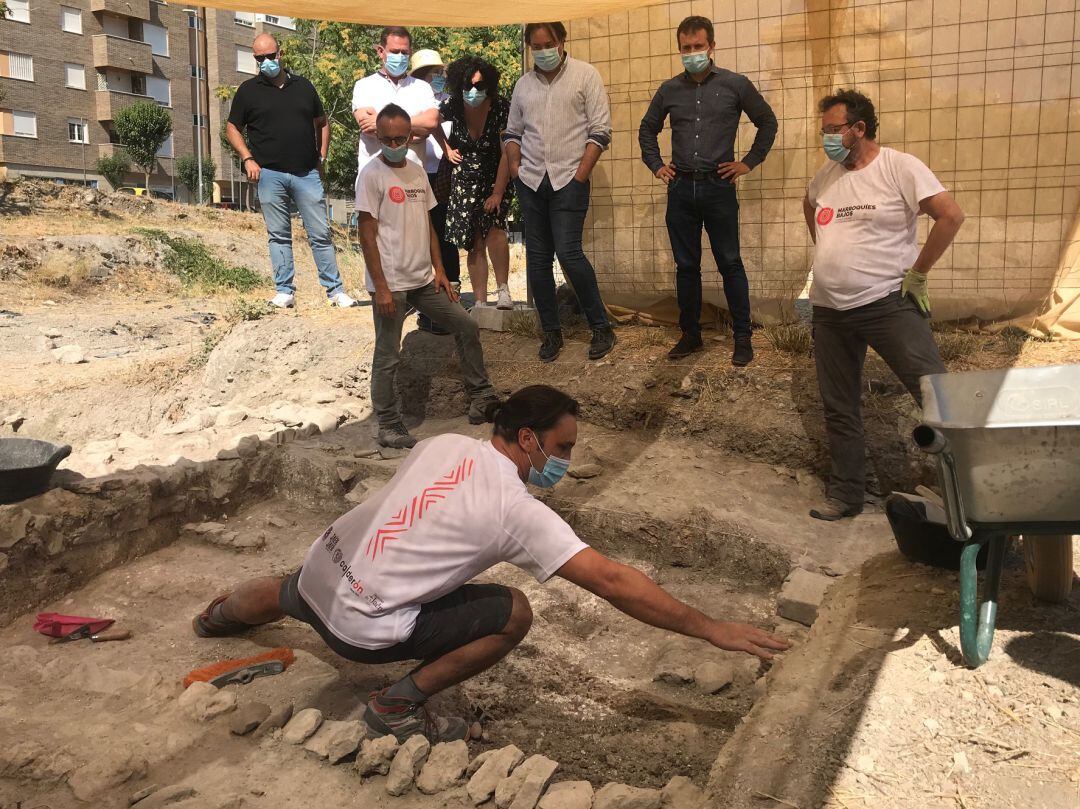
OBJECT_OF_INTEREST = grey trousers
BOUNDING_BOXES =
[371,282,497,428]
[812,291,947,506]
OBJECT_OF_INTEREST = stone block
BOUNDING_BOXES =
[540,782,594,809]
[356,734,400,777]
[594,784,662,809]
[304,719,363,763]
[416,739,469,794]
[471,303,537,332]
[386,734,431,796]
[468,744,525,805]
[282,707,323,744]
[777,568,833,626]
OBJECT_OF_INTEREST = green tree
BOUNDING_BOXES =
[176,154,216,203]
[279,22,523,197]
[96,152,131,190]
[112,101,173,193]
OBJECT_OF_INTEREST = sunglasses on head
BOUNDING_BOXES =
[466,80,488,91]
[254,51,279,63]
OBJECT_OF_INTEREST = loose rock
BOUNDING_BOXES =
[660,776,704,809]
[52,344,87,364]
[416,739,469,794]
[386,734,431,796]
[253,703,293,738]
[467,750,496,777]
[567,464,603,480]
[653,655,695,685]
[304,720,364,763]
[235,435,260,458]
[178,681,237,721]
[494,763,530,809]
[593,784,662,809]
[539,781,594,809]
[507,755,559,809]
[693,661,734,694]
[136,785,198,808]
[229,702,271,736]
[129,784,160,805]
[468,744,526,805]
[952,750,971,777]
[282,707,324,744]
[356,734,400,777]
[777,568,833,626]
[68,752,148,801]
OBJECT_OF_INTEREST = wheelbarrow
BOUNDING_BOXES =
[913,364,1079,668]
[0,437,72,504]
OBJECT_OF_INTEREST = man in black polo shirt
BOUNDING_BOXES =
[639,16,777,366]
[227,33,357,309]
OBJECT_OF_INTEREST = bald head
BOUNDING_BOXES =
[253,33,278,55]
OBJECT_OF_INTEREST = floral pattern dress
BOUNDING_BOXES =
[440,95,513,250]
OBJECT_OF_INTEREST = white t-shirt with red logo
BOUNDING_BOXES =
[297,435,589,649]
[807,147,946,310]
[356,157,436,293]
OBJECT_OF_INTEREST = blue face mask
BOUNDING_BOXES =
[526,431,570,488]
[381,142,410,163]
[431,75,446,94]
[681,51,710,74]
[533,46,562,72]
[823,132,851,163]
[385,52,410,77]
[463,87,488,107]
[259,59,281,78]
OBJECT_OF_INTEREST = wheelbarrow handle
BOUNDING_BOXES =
[958,534,1006,668]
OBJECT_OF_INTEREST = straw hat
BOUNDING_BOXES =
[410,49,445,75]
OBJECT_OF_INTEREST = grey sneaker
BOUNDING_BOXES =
[364,690,470,744]
[377,424,417,449]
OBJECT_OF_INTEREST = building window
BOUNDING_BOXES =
[69,119,89,144]
[13,110,38,138]
[258,14,295,30]
[1,52,34,82]
[234,12,255,27]
[192,114,208,127]
[5,0,30,24]
[64,63,86,90]
[146,75,171,106]
[236,46,256,75]
[144,23,169,57]
[188,14,203,30]
[60,6,82,35]
[190,65,206,79]
[157,133,173,158]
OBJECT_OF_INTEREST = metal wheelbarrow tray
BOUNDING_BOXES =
[914,363,1080,667]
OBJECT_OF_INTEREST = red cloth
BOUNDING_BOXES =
[33,613,114,638]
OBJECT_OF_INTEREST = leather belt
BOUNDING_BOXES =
[674,170,715,181]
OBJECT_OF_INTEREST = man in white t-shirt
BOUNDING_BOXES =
[192,385,790,743]
[803,89,965,521]
[351,25,439,200]
[356,104,499,449]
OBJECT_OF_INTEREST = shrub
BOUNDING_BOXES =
[133,227,265,292]
[96,153,131,190]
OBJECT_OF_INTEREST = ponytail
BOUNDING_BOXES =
[491,385,579,442]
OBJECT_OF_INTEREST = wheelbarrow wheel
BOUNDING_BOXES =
[1024,535,1075,603]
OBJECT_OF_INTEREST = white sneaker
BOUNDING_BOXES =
[330,291,359,308]
[268,292,295,309]
[496,285,513,310]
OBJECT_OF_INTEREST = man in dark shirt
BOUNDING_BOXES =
[227,33,357,309]
[639,16,777,366]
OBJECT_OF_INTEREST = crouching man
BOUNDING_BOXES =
[358,103,500,448]
[193,384,790,743]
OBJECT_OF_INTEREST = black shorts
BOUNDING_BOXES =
[278,568,513,665]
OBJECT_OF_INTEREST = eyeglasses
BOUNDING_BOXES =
[820,122,855,136]
[378,135,409,147]
[253,50,279,63]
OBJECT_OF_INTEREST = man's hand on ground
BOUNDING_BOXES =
[244,159,261,183]
[901,268,931,316]
[706,621,791,660]
[717,161,750,181]
[374,286,396,317]
[655,164,676,184]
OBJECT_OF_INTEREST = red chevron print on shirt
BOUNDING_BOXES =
[364,456,476,560]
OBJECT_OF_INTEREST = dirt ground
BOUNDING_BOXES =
[1,183,1078,809]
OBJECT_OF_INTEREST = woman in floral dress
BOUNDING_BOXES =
[435,56,513,309]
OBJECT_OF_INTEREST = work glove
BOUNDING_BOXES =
[901,268,931,317]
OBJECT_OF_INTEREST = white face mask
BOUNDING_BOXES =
[533,46,562,71]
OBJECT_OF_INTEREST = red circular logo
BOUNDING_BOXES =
[816,207,834,226]
[388,186,406,204]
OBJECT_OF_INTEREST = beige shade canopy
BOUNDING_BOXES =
[192,1,662,27]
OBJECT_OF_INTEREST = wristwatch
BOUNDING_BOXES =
[241,156,255,166]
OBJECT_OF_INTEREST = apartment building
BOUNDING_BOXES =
[0,2,294,200]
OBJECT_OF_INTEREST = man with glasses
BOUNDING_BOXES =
[351,27,439,189]
[639,15,777,366]
[504,21,616,363]
[356,104,500,449]
[227,33,358,309]
[803,89,964,521]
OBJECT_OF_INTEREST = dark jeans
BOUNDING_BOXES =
[516,174,609,333]
[427,172,460,283]
[665,176,751,339]
[812,291,947,506]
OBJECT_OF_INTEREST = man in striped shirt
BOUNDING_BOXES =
[503,21,616,364]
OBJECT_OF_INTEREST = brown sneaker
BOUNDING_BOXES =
[363,689,470,744]
[809,498,863,521]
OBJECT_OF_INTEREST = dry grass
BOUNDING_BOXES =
[507,310,542,339]
[932,327,985,363]
[764,322,813,356]
[34,254,92,289]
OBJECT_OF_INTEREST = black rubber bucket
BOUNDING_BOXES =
[0,438,72,504]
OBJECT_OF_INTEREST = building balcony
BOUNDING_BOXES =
[91,34,153,74]
[95,89,155,121]
[90,0,152,21]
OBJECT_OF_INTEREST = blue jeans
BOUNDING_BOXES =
[665,176,751,339]
[257,168,343,297]
[516,174,609,333]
